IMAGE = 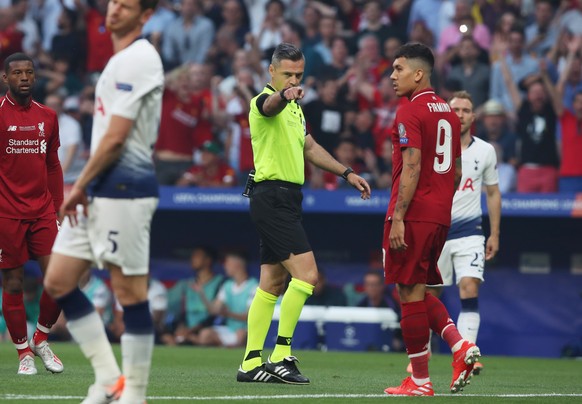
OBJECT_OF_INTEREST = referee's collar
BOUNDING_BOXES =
[266,84,276,92]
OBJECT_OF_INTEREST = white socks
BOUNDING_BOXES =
[457,311,480,343]
[67,311,121,385]
[119,333,154,403]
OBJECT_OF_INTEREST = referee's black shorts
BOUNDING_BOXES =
[250,180,312,265]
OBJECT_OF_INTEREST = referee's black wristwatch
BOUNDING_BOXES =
[341,167,354,180]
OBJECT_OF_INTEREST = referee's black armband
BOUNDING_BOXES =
[341,167,354,180]
[255,93,270,116]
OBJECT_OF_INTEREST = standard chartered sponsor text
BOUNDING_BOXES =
[6,138,45,154]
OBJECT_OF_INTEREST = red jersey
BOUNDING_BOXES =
[386,89,461,226]
[232,112,254,172]
[185,161,236,187]
[85,8,114,72]
[371,93,404,156]
[190,89,215,150]
[0,94,63,219]
[0,25,24,66]
[559,110,582,176]
[155,90,200,155]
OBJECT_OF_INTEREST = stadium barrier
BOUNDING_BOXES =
[265,306,400,352]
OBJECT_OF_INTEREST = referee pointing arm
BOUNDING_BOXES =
[236,42,371,385]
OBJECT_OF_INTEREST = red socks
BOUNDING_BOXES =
[2,291,32,357]
[401,301,430,379]
[401,294,466,379]
[2,289,61,358]
[33,290,61,344]
[424,292,463,349]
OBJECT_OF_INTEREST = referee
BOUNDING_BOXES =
[237,43,371,385]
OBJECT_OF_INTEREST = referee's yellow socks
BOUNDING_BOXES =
[271,278,314,363]
[241,287,278,371]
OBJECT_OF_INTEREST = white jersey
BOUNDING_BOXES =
[448,136,498,240]
[90,38,164,198]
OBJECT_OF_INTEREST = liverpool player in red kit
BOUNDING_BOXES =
[382,43,480,396]
[0,53,64,375]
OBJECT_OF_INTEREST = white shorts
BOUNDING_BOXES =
[437,235,485,286]
[213,325,239,347]
[52,197,158,275]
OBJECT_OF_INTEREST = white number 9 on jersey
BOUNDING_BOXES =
[433,119,453,174]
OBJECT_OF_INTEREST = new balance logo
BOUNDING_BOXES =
[0,248,3,263]
[7,126,17,131]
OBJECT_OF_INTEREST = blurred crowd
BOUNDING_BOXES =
[1,0,582,192]
[0,247,403,350]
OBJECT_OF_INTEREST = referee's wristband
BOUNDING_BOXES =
[341,167,354,180]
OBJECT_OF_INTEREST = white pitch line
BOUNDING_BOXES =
[2,393,582,400]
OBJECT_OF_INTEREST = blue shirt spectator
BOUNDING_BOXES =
[161,0,214,69]
[490,25,538,113]
[524,0,558,58]
[143,0,177,39]
[407,0,444,46]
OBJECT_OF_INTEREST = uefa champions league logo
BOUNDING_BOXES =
[340,325,360,347]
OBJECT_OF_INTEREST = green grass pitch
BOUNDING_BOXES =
[1,342,581,403]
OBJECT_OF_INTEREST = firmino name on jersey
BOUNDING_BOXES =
[427,102,451,113]
[6,138,47,154]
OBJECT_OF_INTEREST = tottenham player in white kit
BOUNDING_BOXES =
[44,0,163,402]
[431,91,501,375]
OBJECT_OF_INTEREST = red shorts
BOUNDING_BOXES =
[0,213,58,269]
[383,221,448,286]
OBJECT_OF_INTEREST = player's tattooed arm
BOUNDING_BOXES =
[389,147,420,250]
[394,147,421,221]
